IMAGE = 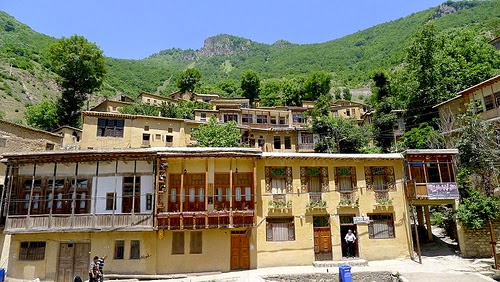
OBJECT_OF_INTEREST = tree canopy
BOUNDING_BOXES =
[176,68,202,93]
[191,116,241,147]
[24,99,59,131]
[49,35,107,127]
[240,70,260,106]
[304,71,332,101]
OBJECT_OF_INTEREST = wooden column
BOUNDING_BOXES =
[436,157,443,183]
[0,165,11,218]
[112,161,118,227]
[131,160,137,216]
[71,163,79,226]
[424,205,433,241]
[27,163,36,218]
[48,163,57,228]
[416,206,425,228]
[422,161,429,183]
[5,165,16,218]
[229,159,233,226]
[93,161,100,228]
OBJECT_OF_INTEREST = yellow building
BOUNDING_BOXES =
[1,148,415,281]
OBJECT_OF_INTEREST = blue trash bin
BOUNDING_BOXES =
[0,268,5,282]
[339,264,352,282]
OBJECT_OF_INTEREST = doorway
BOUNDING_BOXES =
[339,215,358,258]
[57,243,90,282]
[313,216,332,261]
[230,231,250,270]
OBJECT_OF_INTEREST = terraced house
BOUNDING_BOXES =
[1,147,417,280]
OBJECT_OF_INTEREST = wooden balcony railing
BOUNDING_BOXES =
[374,190,393,206]
[338,191,358,207]
[406,181,459,200]
[5,214,153,234]
[156,210,254,230]
[298,143,315,151]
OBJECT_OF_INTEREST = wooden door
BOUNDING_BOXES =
[230,233,250,270]
[314,227,332,261]
[57,243,90,282]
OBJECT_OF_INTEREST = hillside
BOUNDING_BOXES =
[0,0,499,122]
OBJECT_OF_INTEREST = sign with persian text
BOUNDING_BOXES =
[353,216,370,224]
[427,182,459,199]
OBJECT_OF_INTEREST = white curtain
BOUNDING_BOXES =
[272,178,286,194]
[339,176,352,192]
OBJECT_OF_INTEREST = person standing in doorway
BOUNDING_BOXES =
[89,256,99,282]
[97,255,108,282]
[345,229,356,258]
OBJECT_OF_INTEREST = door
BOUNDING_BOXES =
[313,216,332,261]
[341,225,358,258]
[230,231,250,270]
[57,243,90,282]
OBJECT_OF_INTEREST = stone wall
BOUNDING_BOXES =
[458,220,500,258]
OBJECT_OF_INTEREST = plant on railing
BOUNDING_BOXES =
[339,197,359,207]
[375,197,394,206]
[307,200,327,208]
[268,200,292,209]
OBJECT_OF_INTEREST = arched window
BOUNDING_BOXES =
[225,188,231,202]
[235,188,242,202]
[189,188,195,202]
[217,188,223,202]
[198,188,204,202]
[170,189,176,203]
[245,187,252,201]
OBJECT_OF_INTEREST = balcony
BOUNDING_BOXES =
[307,192,326,208]
[157,210,254,229]
[298,143,315,152]
[5,214,153,234]
[338,191,359,207]
[374,190,393,206]
[406,181,459,200]
[242,122,290,129]
[268,194,292,210]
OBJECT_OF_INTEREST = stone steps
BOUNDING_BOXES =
[313,259,368,268]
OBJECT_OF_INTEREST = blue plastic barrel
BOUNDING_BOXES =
[339,264,352,282]
[0,268,5,282]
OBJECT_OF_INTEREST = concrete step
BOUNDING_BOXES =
[313,259,368,267]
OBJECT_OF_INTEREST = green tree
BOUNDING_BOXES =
[191,116,241,147]
[371,72,397,152]
[240,70,260,106]
[304,72,332,101]
[403,25,499,128]
[49,35,106,127]
[342,88,352,101]
[334,88,342,100]
[119,103,160,116]
[311,116,371,153]
[259,79,283,106]
[399,123,443,150]
[176,68,202,93]
[281,77,305,106]
[24,99,59,131]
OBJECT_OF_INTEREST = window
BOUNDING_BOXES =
[153,100,157,105]
[284,136,291,150]
[301,133,313,144]
[346,109,351,116]
[335,167,356,192]
[144,125,149,131]
[427,163,440,182]
[368,214,395,239]
[266,218,295,241]
[293,113,305,123]
[123,176,140,213]
[365,166,395,191]
[45,143,55,151]
[155,134,161,141]
[142,134,150,146]
[19,241,46,261]
[97,119,124,138]
[190,231,202,254]
[267,167,291,194]
[484,94,494,111]
[242,114,253,123]
[168,128,173,133]
[352,109,356,115]
[146,193,152,210]
[301,167,328,193]
[130,240,140,259]
[258,139,265,148]
[172,232,185,254]
[279,116,287,125]
[166,135,173,144]
[495,91,500,109]
[224,114,238,123]
[273,136,281,150]
[200,113,207,121]
[106,193,116,210]
[257,115,268,124]
[146,98,151,104]
[114,240,125,259]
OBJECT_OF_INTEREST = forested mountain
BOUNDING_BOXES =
[0,0,499,121]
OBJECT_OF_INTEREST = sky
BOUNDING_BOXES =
[1,1,445,60]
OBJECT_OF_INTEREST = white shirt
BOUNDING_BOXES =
[345,233,356,243]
